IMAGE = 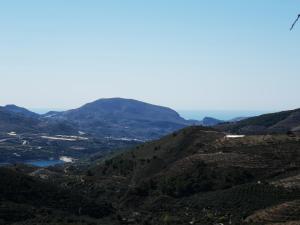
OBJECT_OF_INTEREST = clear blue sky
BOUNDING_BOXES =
[0,0,299,111]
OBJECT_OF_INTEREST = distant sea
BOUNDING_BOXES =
[178,110,272,121]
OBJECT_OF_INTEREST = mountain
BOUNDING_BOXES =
[0,105,77,135]
[1,99,201,141]
[0,107,40,133]
[2,100,300,166]
[216,108,300,134]
[45,98,198,140]
[0,99,198,163]
[3,104,39,118]
[201,117,224,126]
[0,105,139,164]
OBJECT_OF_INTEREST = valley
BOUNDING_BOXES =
[1,2,298,224]
[0,131,139,164]
[1,100,300,225]
[1,126,300,224]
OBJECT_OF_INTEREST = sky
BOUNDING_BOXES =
[0,0,300,113]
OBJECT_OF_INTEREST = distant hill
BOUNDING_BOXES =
[45,98,198,140]
[216,108,300,134]
[3,104,39,118]
[0,107,40,133]
[0,99,199,163]
[0,106,76,135]
[0,105,138,163]
[201,117,224,126]
[228,116,249,122]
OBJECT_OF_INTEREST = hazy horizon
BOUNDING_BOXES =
[26,107,270,121]
[1,1,299,111]
[0,96,292,121]
[26,106,271,121]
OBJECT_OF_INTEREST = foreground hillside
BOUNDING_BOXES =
[79,126,300,225]
[0,167,116,225]
[1,126,300,224]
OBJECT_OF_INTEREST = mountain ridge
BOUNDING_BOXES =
[216,108,300,134]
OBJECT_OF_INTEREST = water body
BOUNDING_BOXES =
[1,158,71,167]
[0,160,64,167]
[26,160,64,167]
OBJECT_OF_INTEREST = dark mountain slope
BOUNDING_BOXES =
[201,116,224,126]
[0,106,111,163]
[0,104,148,164]
[1,99,199,140]
[216,108,300,134]
[2,126,300,224]
[68,98,187,123]
[0,106,77,135]
[0,167,115,224]
[76,126,300,225]
[47,98,197,140]
[0,107,40,133]
[3,105,39,118]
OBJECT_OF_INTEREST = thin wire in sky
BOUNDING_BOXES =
[290,14,300,31]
